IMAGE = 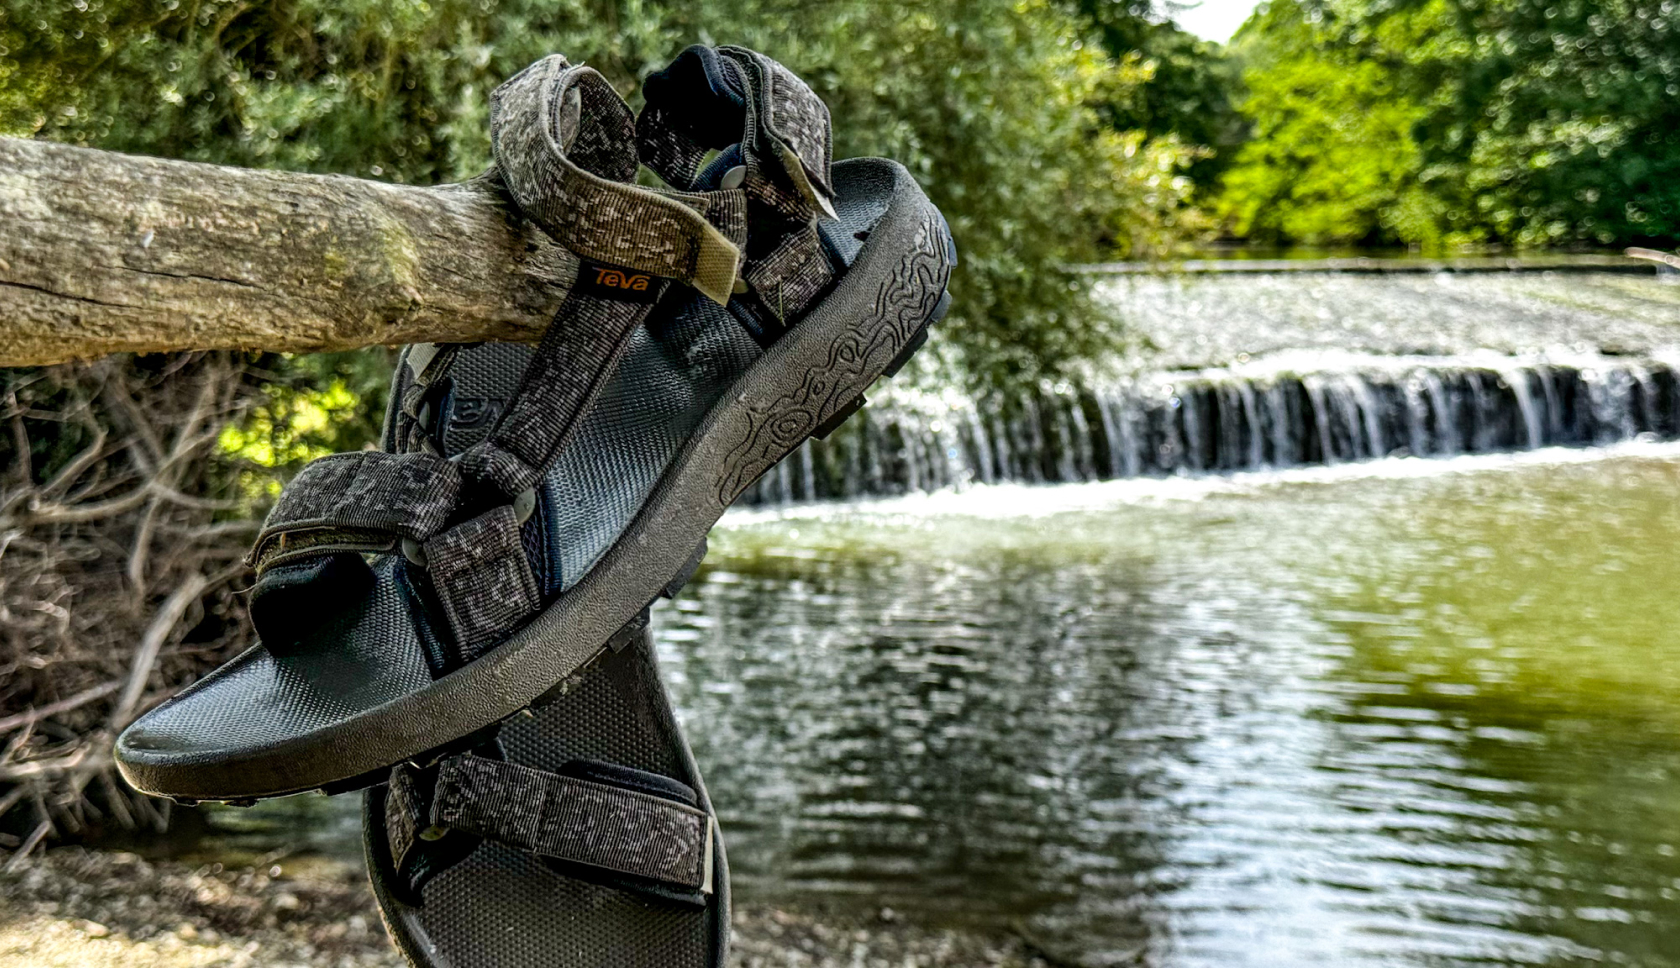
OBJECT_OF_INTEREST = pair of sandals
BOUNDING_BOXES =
[113,44,955,968]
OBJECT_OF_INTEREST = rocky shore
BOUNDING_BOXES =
[0,848,1047,968]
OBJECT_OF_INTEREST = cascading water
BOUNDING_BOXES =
[738,352,1680,505]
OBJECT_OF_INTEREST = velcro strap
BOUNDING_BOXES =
[639,45,835,212]
[250,451,463,572]
[491,55,743,305]
[423,505,542,653]
[433,756,712,892]
[638,46,836,323]
[719,46,835,216]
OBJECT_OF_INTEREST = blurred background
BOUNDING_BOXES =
[3,0,1679,965]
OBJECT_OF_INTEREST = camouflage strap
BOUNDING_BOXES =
[386,756,714,896]
[421,504,541,653]
[452,286,665,499]
[492,55,746,306]
[249,451,465,574]
[638,45,838,324]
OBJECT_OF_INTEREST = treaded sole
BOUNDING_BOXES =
[117,158,955,802]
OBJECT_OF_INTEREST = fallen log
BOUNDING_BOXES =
[0,137,579,366]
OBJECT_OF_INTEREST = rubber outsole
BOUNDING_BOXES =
[123,159,955,803]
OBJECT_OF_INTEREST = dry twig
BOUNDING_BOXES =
[1,354,265,843]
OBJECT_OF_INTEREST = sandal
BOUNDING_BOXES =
[363,627,729,968]
[116,45,956,801]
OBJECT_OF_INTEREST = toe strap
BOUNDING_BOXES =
[387,754,715,902]
[249,451,465,573]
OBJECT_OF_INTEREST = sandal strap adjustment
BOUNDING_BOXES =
[387,755,714,901]
[492,56,746,305]
[249,451,465,572]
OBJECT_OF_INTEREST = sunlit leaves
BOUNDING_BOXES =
[1219,0,1680,249]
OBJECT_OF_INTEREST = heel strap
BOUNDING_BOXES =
[639,45,839,325]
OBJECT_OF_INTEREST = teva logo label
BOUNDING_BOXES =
[577,260,660,302]
[593,267,651,291]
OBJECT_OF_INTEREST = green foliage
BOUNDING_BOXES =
[690,0,1205,381]
[1076,1,1248,185]
[1216,1,1433,245]
[1391,0,1680,248]
[217,349,396,505]
[0,0,1208,386]
[1219,0,1680,250]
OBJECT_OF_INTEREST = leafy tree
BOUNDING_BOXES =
[1216,0,1435,245]
[1384,0,1680,247]
[1218,0,1680,250]
[1076,0,1248,186]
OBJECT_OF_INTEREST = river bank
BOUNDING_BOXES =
[0,847,1047,968]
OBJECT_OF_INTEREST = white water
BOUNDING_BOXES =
[740,350,1680,505]
[727,438,1680,525]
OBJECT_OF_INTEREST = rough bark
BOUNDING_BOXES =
[0,137,580,366]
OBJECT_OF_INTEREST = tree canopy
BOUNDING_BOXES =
[1219,0,1680,249]
[5,0,1674,377]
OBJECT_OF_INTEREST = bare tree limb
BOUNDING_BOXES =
[2,819,52,871]
[111,572,210,728]
[1,137,580,366]
[0,749,108,781]
[0,681,121,736]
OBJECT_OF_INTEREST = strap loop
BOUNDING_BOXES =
[422,504,542,653]
[492,55,743,304]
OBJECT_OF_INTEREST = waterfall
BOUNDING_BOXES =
[737,354,1680,504]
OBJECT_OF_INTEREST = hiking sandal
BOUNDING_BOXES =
[364,628,730,968]
[115,45,956,801]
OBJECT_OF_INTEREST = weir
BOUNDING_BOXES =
[740,352,1680,504]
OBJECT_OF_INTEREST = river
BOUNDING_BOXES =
[197,442,1680,967]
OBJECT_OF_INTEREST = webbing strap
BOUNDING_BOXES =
[455,286,661,497]
[250,451,464,573]
[720,46,835,215]
[386,762,427,876]
[492,56,744,305]
[387,757,713,894]
[423,505,541,652]
[638,46,837,323]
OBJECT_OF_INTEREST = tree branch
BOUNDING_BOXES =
[0,137,581,366]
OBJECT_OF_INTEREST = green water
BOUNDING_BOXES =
[653,448,1680,967]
